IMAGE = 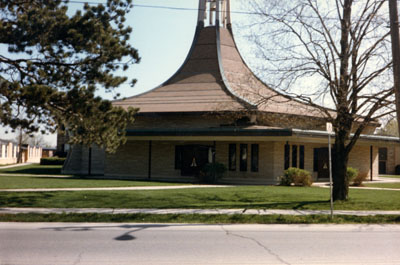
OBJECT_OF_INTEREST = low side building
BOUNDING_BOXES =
[0,140,42,165]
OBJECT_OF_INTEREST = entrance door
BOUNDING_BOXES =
[317,148,330,179]
[181,145,210,176]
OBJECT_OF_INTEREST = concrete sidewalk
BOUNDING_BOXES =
[1,207,399,216]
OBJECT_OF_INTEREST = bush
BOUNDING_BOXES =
[352,172,367,186]
[396,165,400,175]
[346,167,359,183]
[40,157,66,165]
[279,167,313,187]
[199,162,227,184]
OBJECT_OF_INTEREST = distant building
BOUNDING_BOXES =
[42,147,56,158]
[0,139,42,165]
[63,0,400,181]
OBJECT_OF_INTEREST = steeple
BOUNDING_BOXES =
[198,0,231,29]
[113,0,321,118]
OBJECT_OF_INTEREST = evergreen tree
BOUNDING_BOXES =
[0,0,140,153]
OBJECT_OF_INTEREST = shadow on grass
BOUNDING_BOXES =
[0,192,55,207]
[0,167,62,175]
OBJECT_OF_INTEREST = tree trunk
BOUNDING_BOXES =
[332,127,350,201]
[17,130,23,164]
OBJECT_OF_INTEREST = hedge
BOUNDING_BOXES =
[40,157,66,165]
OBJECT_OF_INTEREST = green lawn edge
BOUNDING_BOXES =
[0,213,399,224]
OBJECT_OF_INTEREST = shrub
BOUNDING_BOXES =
[395,165,400,175]
[279,167,313,187]
[346,167,359,183]
[199,162,227,184]
[40,157,66,165]
[352,172,367,186]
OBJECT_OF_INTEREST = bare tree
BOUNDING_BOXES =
[246,0,395,200]
[376,118,399,136]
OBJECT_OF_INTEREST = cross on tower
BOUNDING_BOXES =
[197,0,231,28]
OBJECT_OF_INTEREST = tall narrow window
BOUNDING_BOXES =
[4,144,8,158]
[251,144,259,172]
[292,145,297,168]
[0,144,2,158]
[313,148,319,172]
[284,143,290,170]
[229,144,236,171]
[240,144,248,172]
[378,147,388,174]
[299,145,305,169]
[175,146,183,169]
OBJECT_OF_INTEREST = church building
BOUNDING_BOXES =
[63,0,400,183]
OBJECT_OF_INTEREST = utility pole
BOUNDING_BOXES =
[389,0,400,135]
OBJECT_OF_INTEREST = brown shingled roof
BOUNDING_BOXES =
[113,25,324,117]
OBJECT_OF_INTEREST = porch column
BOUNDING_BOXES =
[148,140,152,179]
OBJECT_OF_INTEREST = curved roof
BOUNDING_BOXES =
[113,25,324,118]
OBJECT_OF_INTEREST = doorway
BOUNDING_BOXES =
[316,148,330,179]
[180,145,211,176]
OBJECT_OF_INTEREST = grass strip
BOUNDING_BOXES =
[0,213,399,224]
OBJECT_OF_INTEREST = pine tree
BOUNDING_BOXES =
[0,0,140,153]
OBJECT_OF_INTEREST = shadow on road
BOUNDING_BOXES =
[41,223,201,241]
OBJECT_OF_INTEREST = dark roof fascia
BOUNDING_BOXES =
[42,147,57,151]
[126,127,292,137]
[215,22,257,110]
[292,129,400,143]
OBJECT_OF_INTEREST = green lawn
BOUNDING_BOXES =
[0,164,62,175]
[1,186,399,210]
[379,175,400,179]
[0,164,185,189]
[364,183,400,189]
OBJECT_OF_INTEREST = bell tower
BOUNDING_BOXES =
[197,0,231,29]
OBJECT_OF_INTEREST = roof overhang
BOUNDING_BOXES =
[126,127,292,137]
[125,127,400,145]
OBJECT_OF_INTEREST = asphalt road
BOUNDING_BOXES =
[1,223,399,265]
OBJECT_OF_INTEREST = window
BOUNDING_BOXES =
[240,144,248,172]
[292,145,297,168]
[299,145,305,169]
[12,144,14,158]
[175,146,183,169]
[284,143,290,170]
[379,148,387,161]
[313,148,319,172]
[229,144,236,171]
[251,144,259,172]
[0,144,2,158]
[379,147,388,174]
[4,144,7,158]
